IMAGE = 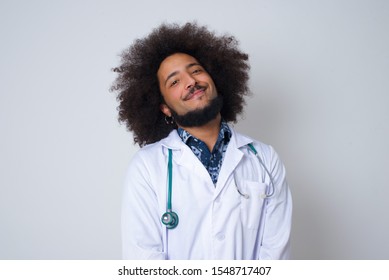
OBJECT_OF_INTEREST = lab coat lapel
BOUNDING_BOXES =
[160,130,213,185]
[176,144,212,182]
[214,126,252,197]
[160,127,254,194]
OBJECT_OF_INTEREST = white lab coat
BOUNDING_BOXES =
[122,125,292,259]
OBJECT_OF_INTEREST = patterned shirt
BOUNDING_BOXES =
[177,121,232,185]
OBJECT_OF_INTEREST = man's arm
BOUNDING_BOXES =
[121,153,166,259]
[258,146,293,259]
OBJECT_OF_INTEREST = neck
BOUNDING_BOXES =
[178,114,222,151]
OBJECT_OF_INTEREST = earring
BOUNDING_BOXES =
[165,115,175,125]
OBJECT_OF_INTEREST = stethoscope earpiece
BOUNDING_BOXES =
[161,211,179,229]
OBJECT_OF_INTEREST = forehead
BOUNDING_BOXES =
[157,53,200,77]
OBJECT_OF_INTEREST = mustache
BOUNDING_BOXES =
[184,84,206,100]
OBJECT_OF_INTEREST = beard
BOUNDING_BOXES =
[169,95,223,127]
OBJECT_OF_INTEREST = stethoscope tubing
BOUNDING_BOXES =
[247,143,275,198]
[167,148,173,210]
[162,143,276,229]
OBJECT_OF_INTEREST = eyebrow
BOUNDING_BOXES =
[164,62,202,86]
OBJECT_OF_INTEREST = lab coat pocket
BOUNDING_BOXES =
[240,181,267,230]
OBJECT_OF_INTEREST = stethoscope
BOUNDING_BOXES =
[161,143,275,229]
[161,149,179,229]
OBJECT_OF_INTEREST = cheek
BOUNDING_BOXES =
[161,90,180,109]
[165,87,183,100]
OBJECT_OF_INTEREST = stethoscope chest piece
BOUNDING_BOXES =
[161,210,179,229]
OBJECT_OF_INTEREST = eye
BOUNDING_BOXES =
[170,80,179,87]
[192,68,202,74]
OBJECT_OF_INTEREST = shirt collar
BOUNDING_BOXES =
[177,120,232,145]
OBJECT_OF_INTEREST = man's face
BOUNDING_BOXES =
[157,53,219,124]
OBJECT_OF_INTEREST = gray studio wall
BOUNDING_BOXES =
[1,0,388,259]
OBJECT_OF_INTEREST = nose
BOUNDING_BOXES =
[184,73,196,90]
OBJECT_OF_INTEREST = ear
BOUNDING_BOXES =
[160,103,172,117]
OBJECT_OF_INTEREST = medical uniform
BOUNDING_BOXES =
[122,125,292,259]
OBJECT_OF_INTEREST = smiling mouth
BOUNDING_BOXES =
[184,85,206,101]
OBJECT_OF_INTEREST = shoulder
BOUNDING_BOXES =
[227,125,287,172]
[228,125,273,155]
[130,129,184,164]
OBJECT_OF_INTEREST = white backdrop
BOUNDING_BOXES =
[1,0,388,259]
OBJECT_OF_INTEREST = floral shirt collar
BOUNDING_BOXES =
[177,121,231,185]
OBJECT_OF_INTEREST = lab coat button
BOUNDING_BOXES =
[216,233,225,241]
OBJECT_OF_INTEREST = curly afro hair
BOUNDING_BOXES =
[111,22,250,147]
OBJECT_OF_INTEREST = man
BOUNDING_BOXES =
[111,22,292,259]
